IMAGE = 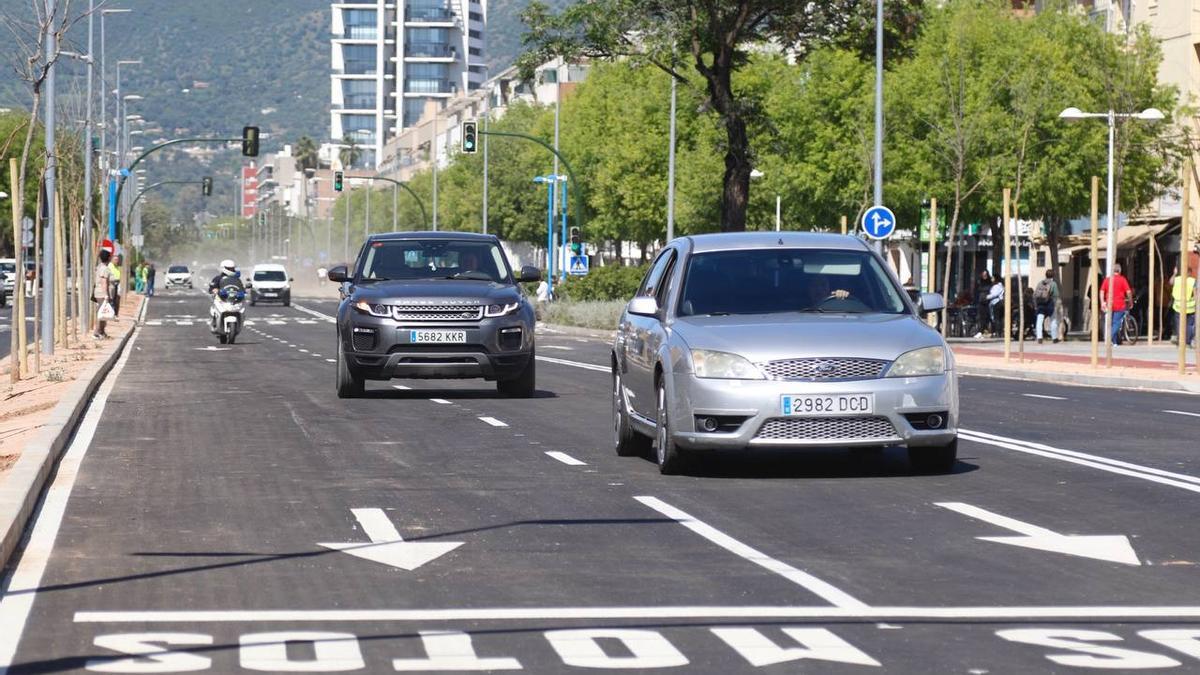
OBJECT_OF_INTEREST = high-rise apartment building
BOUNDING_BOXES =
[331,0,487,170]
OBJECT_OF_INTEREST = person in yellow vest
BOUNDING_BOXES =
[1171,264,1196,348]
[109,254,123,317]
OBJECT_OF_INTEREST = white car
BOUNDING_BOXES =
[165,265,193,289]
[249,263,291,306]
[0,258,14,307]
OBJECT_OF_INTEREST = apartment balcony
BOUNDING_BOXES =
[405,42,456,59]
[334,60,380,76]
[404,79,457,95]
[334,25,380,40]
[335,95,379,110]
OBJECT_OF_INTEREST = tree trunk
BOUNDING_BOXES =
[719,111,751,232]
[939,198,963,338]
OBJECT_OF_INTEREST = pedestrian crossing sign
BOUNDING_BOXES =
[568,255,589,276]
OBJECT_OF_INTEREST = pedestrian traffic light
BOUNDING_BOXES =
[569,226,581,254]
[334,171,344,192]
[241,126,260,157]
[461,121,477,154]
[202,176,213,196]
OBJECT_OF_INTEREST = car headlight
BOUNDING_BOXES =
[691,349,765,380]
[887,346,947,377]
[485,301,520,317]
[353,300,392,318]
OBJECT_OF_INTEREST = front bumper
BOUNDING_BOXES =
[668,370,958,450]
[252,288,290,301]
[341,312,534,381]
[165,277,191,287]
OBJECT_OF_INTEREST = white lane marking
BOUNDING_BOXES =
[0,328,142,672]
[1164,410,1200,419]
[1021,394,1066,401]
[326,359,337,363]
[960,428,1200,490]
[292,303,337,323]
[174,321,193,326]
[78,605,1200,623]
[317,508,463,572]
[479,416,508,427]
[545,451,587,466]
[537,355,609,373]
[313,354,323,358]
[935,502,1140,566]
[393,385,411,390]
[145,320,162,326]
[299,348,310,353]
[267,320,285,325]
[430,399,451,405]
[544,345,575,351]
[634,496,867,609]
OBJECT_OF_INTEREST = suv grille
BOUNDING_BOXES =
[758,358,890,381]
[755,416,898,441]
[392,305,483,322]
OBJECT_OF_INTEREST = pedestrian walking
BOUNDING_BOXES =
[109,254,122,317]
[986,276,1005,338]
[1171,264,1196,348]
[1034,269,1061,344]
[92,249,114,338]
[973,270,993,338]
[133,262,144,294]
[1100,262,1133,345]
[146,263,156,297]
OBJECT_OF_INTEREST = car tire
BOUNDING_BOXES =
[909,438,958,474]
[498,351,536,398]
[283,296,291,307]
[218,334,228,345]
[227,331,237,345]
[336,340,365,398]
[613,368,651,457]
[655,378,687,475]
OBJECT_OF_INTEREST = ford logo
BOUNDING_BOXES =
[815,363,836,374]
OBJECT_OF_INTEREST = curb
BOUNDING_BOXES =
[957,364,1200,395]
[0,299,146,572]
[536,322,616,341]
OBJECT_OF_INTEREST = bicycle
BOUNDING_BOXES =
[1120,302,1139,346]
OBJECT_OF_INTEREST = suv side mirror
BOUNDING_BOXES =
[327,265,350,283]
[918,292,945,315]
[627,296,659,317]
[289,277,294,282]
[517,265,541,283]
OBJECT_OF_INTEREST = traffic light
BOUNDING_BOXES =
[461,120,477,154]
[202,176,213,196]
[569,226,582,254]
[334,170,344,192]
[241,126,260,157]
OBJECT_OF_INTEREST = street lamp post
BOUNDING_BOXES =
[534,175,557,298]
[99,9,132,236]
[1058,106,1164,365]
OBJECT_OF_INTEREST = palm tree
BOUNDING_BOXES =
[339,135,362,169]
[294,135,319,172]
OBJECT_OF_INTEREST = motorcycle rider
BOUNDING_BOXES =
[209,259,245,332]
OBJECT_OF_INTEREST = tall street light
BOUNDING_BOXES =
[99,8,132,236]
[1058,105,1164,362]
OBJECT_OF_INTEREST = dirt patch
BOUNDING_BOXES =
[0,295,144,477]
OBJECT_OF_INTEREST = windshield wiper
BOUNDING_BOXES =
[441,272,495,281]
[358,277,394,283]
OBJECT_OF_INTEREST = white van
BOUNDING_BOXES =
[249,263,292,306]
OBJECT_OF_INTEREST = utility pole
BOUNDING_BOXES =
[666,67,677,242]
[872,0,884,255]
[42,0,58,355]
[432,114,439,231]
[81,0,95,335]
[482,86,490,234]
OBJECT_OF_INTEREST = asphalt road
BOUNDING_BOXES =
[4,289,1200,673]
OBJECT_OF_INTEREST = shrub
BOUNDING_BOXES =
[557,264,647,302]
[542,300,626,330]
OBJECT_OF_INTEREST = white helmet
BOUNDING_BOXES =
[220,259,236,275]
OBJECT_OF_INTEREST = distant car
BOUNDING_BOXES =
[611,232,959,475]
[0,258,14,307]
[328,231,541,398]
[249,264,292,306]
[165,265,193,289]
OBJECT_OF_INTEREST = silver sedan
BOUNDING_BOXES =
[611,232,958,474]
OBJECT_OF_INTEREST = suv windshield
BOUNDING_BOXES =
[0,262,14,274]
[168,266,188,274]
[254,270,286,282]
[678,248,908,317]
[357,240,511,283]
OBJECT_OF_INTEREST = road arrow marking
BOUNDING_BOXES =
[936,502,1140,566]
[318,508,462,571]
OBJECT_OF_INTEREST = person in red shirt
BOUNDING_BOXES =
[1100,262,1133,345]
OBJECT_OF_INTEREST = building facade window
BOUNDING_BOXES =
[341,80,377,109]
[342,9,378,39]
[403,99,428,127]
[342,114,377,145]
[341,45,378,75]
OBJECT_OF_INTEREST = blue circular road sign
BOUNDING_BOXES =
[861,205,897,240]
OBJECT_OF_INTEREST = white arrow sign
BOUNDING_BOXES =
[319,508,463,571]
[936,502,1140,566]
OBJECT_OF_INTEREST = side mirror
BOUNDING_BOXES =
[627,296,659,317]
[289,277,294,282]
[518,265,541,283]
[327,265,350,283]
[918,292,945,315]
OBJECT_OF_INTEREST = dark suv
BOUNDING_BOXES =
[328,232,541,398]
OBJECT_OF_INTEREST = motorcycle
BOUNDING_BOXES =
[210,283,246,344]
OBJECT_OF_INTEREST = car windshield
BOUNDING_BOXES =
[254,270,286,281]
[357,240,511,283]
[678,248,908,317]
[168,266,188,274]
[0,263,14,273]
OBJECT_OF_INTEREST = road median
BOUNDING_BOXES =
[0,297,147,571]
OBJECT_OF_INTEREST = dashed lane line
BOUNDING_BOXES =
[479,416,509,427]
[1164,410,1200,418]
[291,303,337,324]
[635,496,868,610]
[536,355,609,373]
[545,451,586,466]
[1021,394,1067,401]
[430,399,451,405]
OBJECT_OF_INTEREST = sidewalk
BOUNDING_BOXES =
[951,336,1200,393]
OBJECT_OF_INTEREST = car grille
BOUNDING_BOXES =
[754,416,898,441]
[758,358,890,381]
[392,304,483,322]
[352,330,376,352]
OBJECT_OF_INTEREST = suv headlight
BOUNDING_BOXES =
[353,300,392,318]
[887,346,946,377]
[485,301,520,317]
[691,349,765,380]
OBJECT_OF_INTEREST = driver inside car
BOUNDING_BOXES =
[806,275,851,307]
